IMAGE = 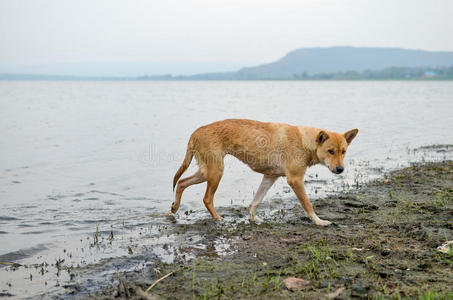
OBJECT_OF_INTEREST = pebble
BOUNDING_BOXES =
[283,277,310,291]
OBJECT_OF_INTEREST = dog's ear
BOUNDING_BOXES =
[316,130,329,145]
[344,129,359,144]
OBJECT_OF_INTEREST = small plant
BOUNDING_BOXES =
[109,225,114,242]
[94,223,99,246]
[294,242,341,280]
[263,268,282,291]
[269,273,282,291]
[200,279,223,299]
[432,187,453,207]
[240,272,258,293]
[414,289,453,300]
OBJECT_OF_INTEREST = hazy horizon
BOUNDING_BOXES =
[3,46,453,78]
[0,60,244,77]
[1,0,453,76]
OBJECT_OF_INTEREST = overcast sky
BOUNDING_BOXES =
[1,0,453,71]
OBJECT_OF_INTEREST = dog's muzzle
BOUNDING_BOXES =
[330,166,344,174]
[332,166,344,174]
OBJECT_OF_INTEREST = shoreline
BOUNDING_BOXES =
[2,159,452,299]
[78,160,453,299]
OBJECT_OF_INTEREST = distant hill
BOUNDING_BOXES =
[2,47,453,80]
[233,47,453,79]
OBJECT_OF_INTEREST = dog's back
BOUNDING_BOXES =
[190,119,297,174]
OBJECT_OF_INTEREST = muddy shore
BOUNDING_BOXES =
[73,160,453,300]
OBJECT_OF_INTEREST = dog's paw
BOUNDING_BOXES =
[249,216,262,223]
[164,210,177,223]
[315,219,332,226]
[308,213,331,226]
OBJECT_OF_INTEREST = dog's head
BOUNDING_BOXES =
[315,128,358,174]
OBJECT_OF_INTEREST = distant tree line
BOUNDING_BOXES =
[2,66,453,81]
[292,66,453,80]
[136,66,453,80]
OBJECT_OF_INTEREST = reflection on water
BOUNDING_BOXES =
[0,81,453,297]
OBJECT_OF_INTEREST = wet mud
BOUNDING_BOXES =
[77,160,453,299]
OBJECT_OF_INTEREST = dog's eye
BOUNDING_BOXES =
[328,149,334,155]
[342,150,346,155]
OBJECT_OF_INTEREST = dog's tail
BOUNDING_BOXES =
[173,141,194,191]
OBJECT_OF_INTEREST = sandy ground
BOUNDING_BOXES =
[75,160,453,300]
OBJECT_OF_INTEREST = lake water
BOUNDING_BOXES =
[1,81,453,297]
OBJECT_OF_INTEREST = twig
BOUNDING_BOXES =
[0,261,24,267]
[119,279,130,299]
[145,267,184,293]
[135,287,154,300]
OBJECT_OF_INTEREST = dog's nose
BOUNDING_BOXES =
[336,166,344,174]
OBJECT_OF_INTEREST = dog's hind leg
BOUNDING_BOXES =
[202,162,224,220]
[249,175,278,222]
[169,170,206,214]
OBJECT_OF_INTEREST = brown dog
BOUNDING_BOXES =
[168,119,358,226]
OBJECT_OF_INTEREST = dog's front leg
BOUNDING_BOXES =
[287,174,331,226]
